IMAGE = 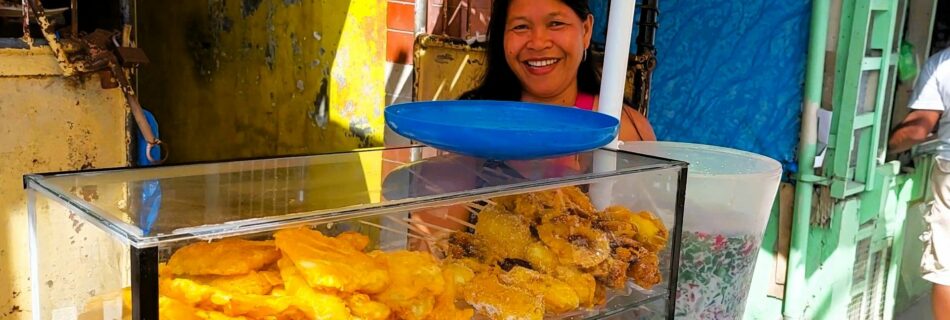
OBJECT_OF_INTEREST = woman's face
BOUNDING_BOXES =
[503,0,593,102]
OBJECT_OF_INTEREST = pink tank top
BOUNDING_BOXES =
[574,92,596,111]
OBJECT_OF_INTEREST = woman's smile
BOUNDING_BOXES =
[523,58,562,75]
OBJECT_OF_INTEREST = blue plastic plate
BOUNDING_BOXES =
[385,100,619,160]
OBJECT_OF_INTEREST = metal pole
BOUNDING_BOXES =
[591,1,636,214]
[785,0,830,317]
[597,0,636,147]
[414,0,427,35]
[70,0,77,37]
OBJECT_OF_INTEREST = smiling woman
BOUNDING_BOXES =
[460,0,654,142]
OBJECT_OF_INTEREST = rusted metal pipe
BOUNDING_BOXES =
[21,0,31,45]
[70,0,77,37]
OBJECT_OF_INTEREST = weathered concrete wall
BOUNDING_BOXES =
[137,0,387,164]
[0,47,129,320]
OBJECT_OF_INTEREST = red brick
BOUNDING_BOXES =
[387,30,415,64]
[387,2,415,32]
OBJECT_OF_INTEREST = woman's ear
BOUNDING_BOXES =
[583,14,594,49]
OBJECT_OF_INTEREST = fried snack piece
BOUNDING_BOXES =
[584,257,630,290]
[370,250,445,320]
[159,276,295,318]
[552,266,599,308]
[189,271,274,295]
[158,294,255,320]
[601,206,669,251]
[463,269,543,320]
[336,231,371,251]
[523,241,559,274]
[473,207,534,263]
[259,269,284,287]
[168,239,281,276]
[439,232,484,259]
[274,228,389,293]
[537,217,611,268]
[501,266,579,314]
[628,251,662,289]
[427,260,475,320]
[558,186,597,216]
[159,296,204,320]
[344,293,391,320]
[276,257,353,320]
[495,187,597,223]
[440,259,477,292]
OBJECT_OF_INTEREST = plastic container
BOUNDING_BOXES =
[620,141,782,320]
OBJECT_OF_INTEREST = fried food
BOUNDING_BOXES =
[536,217,611,268]
[276,257,353,320]
[628,251,662,289]
[190,271,274,296]
[167,239,281,276]
[601,206,669,251]
[336,231,371,251]
[585,257,630,290]
[473,206,534,263]
[524,241,559,273]
[428,260,476,320]
[370,250,444,320]
[159,296,204,320]
[440,232,483,259]
[274,227,389,293]
[501,266,579,314]
[344,293,391,320]
[558,186,597,216]
[158,276,295,318]
[552,265,599,308]
[463,269,544,320]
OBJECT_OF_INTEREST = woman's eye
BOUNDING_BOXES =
[549,21,567,28]
[511,24,529,31]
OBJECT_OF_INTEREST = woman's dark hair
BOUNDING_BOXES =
[460,0,601,101]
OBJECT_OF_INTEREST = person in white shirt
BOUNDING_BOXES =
[889,47,950,320]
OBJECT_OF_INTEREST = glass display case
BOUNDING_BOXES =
[25,145,687,320]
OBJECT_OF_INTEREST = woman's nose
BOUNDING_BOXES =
[526,29,553,50]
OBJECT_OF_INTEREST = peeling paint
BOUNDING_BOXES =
[309,79,329,128]
[347,117,375,148]
[242,0,264,17]
[290,32,301,56]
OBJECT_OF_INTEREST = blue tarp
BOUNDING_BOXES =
[591,0,811,174]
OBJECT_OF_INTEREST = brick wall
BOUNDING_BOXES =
[387,0,416,64]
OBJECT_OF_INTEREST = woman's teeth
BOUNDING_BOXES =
[526,59,558,67]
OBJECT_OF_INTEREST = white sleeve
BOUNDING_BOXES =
[909,63,948,112]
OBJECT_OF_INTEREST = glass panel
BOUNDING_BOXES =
[29,159,685,319]
[25,146,683,248]
[28,189,131,320]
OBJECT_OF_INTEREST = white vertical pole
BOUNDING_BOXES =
[597,0,637,144]
[592,1,637,209]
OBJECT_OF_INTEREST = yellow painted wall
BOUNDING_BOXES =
[0,48,130,320]
[137,0,387,164]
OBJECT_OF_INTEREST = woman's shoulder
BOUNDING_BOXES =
[591,95,656,141]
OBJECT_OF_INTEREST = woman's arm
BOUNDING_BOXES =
[620,105,656,141]
[592,95,656,141]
